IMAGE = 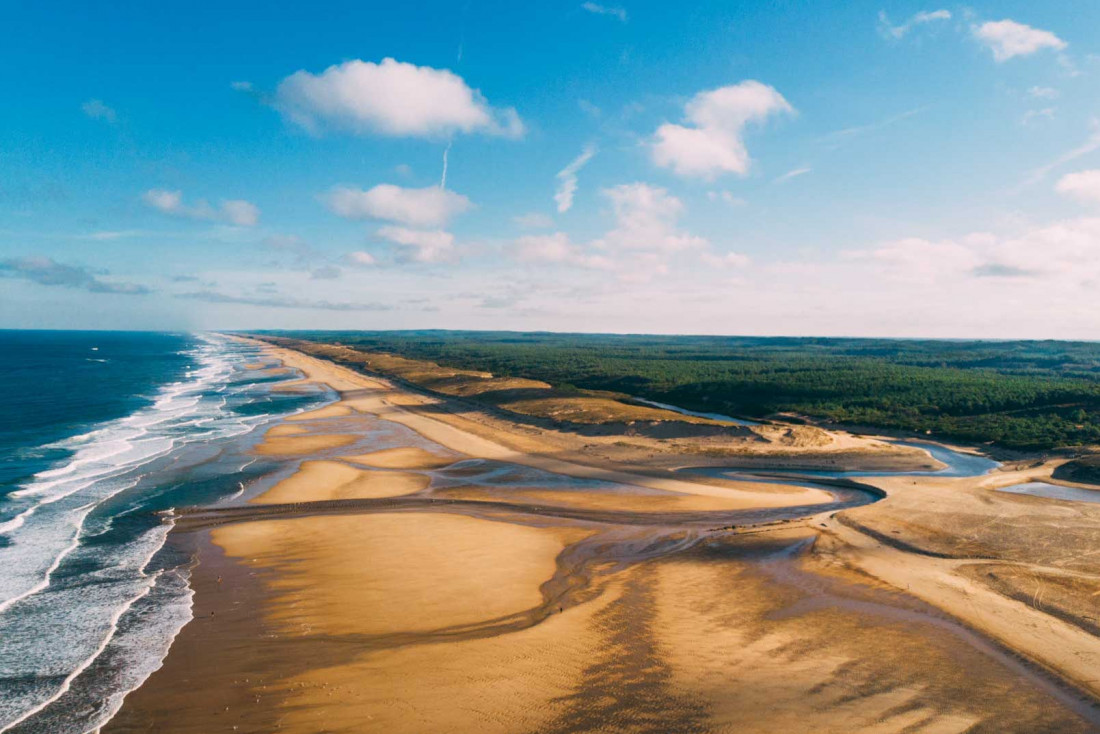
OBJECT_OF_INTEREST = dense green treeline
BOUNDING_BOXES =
[255,330,1100,450]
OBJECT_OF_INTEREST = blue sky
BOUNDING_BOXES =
[3,1,1100,337]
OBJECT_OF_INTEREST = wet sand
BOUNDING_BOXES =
[106,339,1100,733]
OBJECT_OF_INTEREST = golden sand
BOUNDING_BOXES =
[343,446,458,470]
[253,433,358,456]
[213,513,585,637]
[109,337,1100,733]
[254,460,429,503]
[268,584,619,734]
[286,404,354,421]
[264,424,308,437]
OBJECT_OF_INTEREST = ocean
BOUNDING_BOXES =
[0,331,329,732]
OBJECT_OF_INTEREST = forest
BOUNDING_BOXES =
[254,330,1100,450]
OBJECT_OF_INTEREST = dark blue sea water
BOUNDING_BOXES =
[0,331,329,733]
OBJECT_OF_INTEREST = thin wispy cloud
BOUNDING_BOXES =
[877,9,951,40]
[143,189,260,226]
[555,145,597,213]
[821,105,928,144]
[175,290,391,311]
[581,2,627,22]
[774,166,811,184]
[1017,123,1100,190]
[0,256,150,294]
[707,190,747,206]
[1028,86,1059,100]
[81,99,117,124]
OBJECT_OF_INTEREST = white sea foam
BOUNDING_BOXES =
[0,333,309,732]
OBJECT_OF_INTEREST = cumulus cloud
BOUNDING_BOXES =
[581,2,627,22]
[595,183,708,253]
[176,289,390,311]
[376,225,456,263]
[0,256,150,294]
[1057,170,1100,205]
[324,184,471,227]
[973,19,1066,62]
[555,145,597,213]
[143,189,260,226]
[1029,86,1059,99]
[510,182,744,281]
[877,9,951,39]
[651,81,793,179]
[275,58,523,138]
[81,99,117,123]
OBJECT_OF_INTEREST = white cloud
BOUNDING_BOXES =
[581,2,627,21]
[81,99,117,123]
[509,183,726,278]
[845,218,1100,285]
[555,144,597,213]
[230,81,253,92]
[514,212,555,229]
[275,58,523,138]
[878,9,951,39]
[595,183,708,253]
[774,166,812,184]
[324,184,471,227]
[376,226,456,263]
[1057,170,1100,205]
[973,19,1066,62]
[142,189,260,226]
[651,81,793,179]
[345,251,378,267]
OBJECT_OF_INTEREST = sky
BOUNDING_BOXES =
[3,1,1100,338]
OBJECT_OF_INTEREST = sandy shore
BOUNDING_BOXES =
[106,338,1100,733]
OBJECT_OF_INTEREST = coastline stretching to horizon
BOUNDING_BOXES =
[2,330,1100,731]
[6,2,1100,730]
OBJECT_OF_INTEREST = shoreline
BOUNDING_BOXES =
[107,337,1100,733]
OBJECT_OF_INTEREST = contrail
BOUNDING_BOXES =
[441,141,452,189]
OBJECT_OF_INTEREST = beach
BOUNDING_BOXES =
[105,338,1100,733]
